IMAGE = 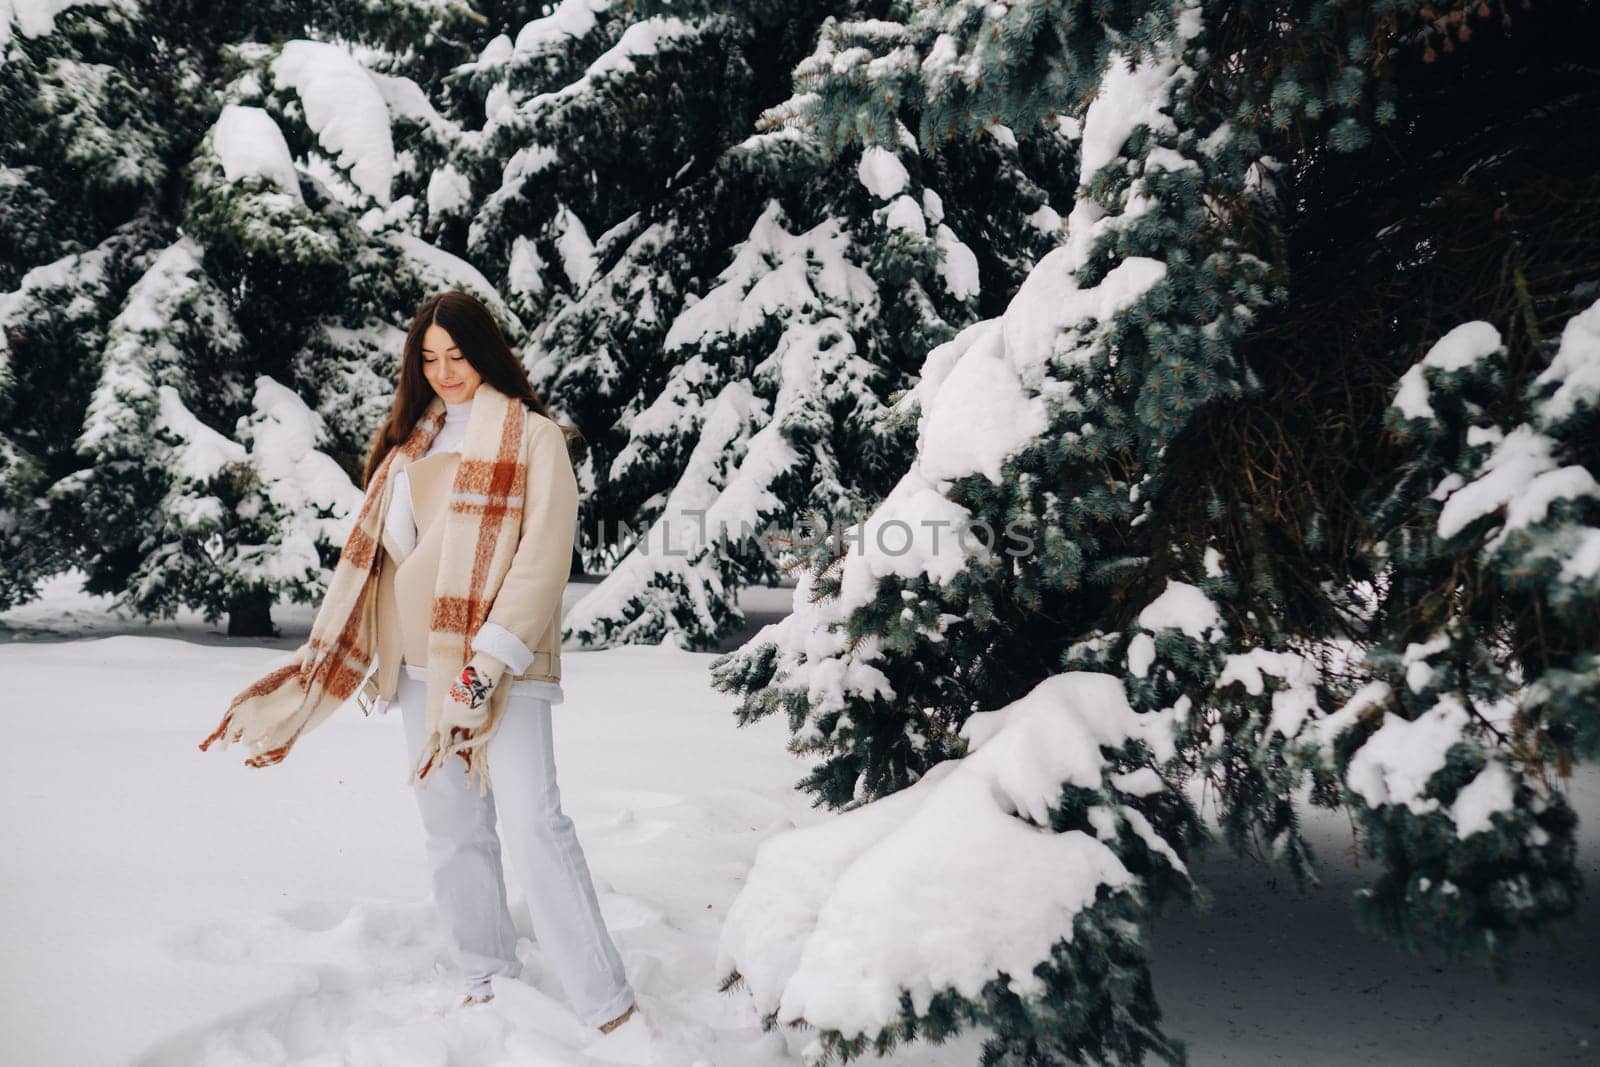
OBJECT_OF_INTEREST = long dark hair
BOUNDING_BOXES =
[361,290,581,487]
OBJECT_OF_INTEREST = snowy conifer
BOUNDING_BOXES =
[708,1,1599,1063]
[463,1,1074,647]
[2,4,505,631]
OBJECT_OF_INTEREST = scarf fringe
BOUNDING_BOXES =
[197,661,312,765]
[407,678,513,797]
[409,726,496,797]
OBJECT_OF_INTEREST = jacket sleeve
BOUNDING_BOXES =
[470,417,578,674]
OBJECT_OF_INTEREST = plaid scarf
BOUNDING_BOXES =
[199,381,531,795]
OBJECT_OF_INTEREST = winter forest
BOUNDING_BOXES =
[2,0,1598,1064]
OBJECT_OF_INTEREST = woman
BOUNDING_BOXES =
[200,290,639,1035]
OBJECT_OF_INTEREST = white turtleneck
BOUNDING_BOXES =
[425,398,473,458]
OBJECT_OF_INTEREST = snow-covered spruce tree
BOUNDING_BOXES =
[182,38,501,467]
[457,0,1075,647]
[0,219,164,610]
[50,237,258,625]
[1171,2,1600,970]
[706,2,1597,1064]
[710,5,1258,1062]
[0,0,170,607]
[1,1,515,632]
[1347,295,1597,962]
[0,2,162,287]
[47,234,359,634]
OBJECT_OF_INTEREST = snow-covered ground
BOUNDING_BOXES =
[2,573,1596,1066]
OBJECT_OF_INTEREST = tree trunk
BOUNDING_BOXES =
[227,587,276,638]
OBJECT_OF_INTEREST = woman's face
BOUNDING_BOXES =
[421,323,483,402]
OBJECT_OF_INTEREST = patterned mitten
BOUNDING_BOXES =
[442,653,507,732]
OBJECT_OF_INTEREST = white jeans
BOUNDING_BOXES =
[396,673,634,1026]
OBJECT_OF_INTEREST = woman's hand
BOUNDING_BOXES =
[441,653,507,733]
